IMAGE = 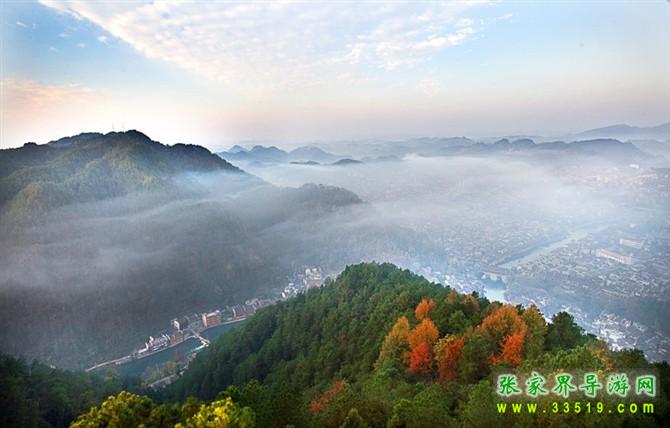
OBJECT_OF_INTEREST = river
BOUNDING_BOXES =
[99,319,246,377]
[482,224,610,302]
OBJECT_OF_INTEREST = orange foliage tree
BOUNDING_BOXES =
[414,299,435,321]
[408,319,440,350]
[434,336,465,383]
[478,305,527,349]
[492,326,527,367]
[376,316,411,368]
[409,341,433,375]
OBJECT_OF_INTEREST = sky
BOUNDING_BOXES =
[1,0,669,151]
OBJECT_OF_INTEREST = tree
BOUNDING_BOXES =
[409,342,433,375]
[414,299,435,321]
[408,319,440,350]
[70,391,155,428]
[447,310,468,335]
[478,305,526,354]
[434,336,465,383]
[310,380,348,415]
[492,326,527,367]
[376,317,410,369]
[339,408,369,428]
[522,305,547,359]
[545,312,584,351]
[176,397,255,428]
[458,332,491,383]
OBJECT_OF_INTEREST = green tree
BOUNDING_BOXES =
[340,408,369,428]
[458,333,491,383]
[522,305,547,359]
[70,391,155,428]
[545,312,584,351]
[176,397,255,428]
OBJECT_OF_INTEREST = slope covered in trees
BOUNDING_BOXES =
[0,355,142,428]
[0,130,243,223]
[0,131,369,369]
[3,263,668,427]
[161,262,668,427]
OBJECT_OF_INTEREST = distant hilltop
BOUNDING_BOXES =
[0,130,244,220]
[576,122,670,141]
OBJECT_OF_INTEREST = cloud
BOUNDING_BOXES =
[38,1,489,91]
[418,78,442,97]
[0,79,111,147]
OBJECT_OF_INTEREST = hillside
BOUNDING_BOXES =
[0,131,368,369]
[0,130,243,222]
[9,262,664,427]
[161,262,667,427]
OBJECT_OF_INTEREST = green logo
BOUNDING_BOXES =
[552,373,577,398]
[607,373,630,398]
[497,374,522,397]
[578,372,603,398]
[525,371,548,397]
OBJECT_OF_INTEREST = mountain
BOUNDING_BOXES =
[0,130,243,222]
[288,146,341,163]
[219,145,343,164]
[535,138,652,163]
[440,137,655,165]
[228,144,248,154]
[9,263,664,427]
[576,122,670,141]
[0,131,369,369]
[219,145,289,163]
[166,263,668,427]
[330,158,363,166]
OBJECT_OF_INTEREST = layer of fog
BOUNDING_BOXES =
[0,153,663,368]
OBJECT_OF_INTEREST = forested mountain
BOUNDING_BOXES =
[162,262,668,427]
[6,262,665,427]
[0,131,368,369]
[0,130,242,223]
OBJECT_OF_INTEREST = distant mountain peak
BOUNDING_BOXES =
[228,144,247,153]
[1,130,246,219]
[577,121,670,141]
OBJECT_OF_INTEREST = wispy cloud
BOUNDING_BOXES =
[38,1,489,92]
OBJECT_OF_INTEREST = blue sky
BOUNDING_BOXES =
[1,1,668,150]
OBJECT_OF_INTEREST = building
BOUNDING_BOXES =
[595,249,634,265]
[201,311,222,327]
[172,317,189,331]
[619,238,643,250]
[170,330,184,345]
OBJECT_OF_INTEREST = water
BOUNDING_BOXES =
[482,280,507,303]
[482,224,610,304]
[102,319,245,377]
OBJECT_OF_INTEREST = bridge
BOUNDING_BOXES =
[479,266,512,283]
[190,330,210,347]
